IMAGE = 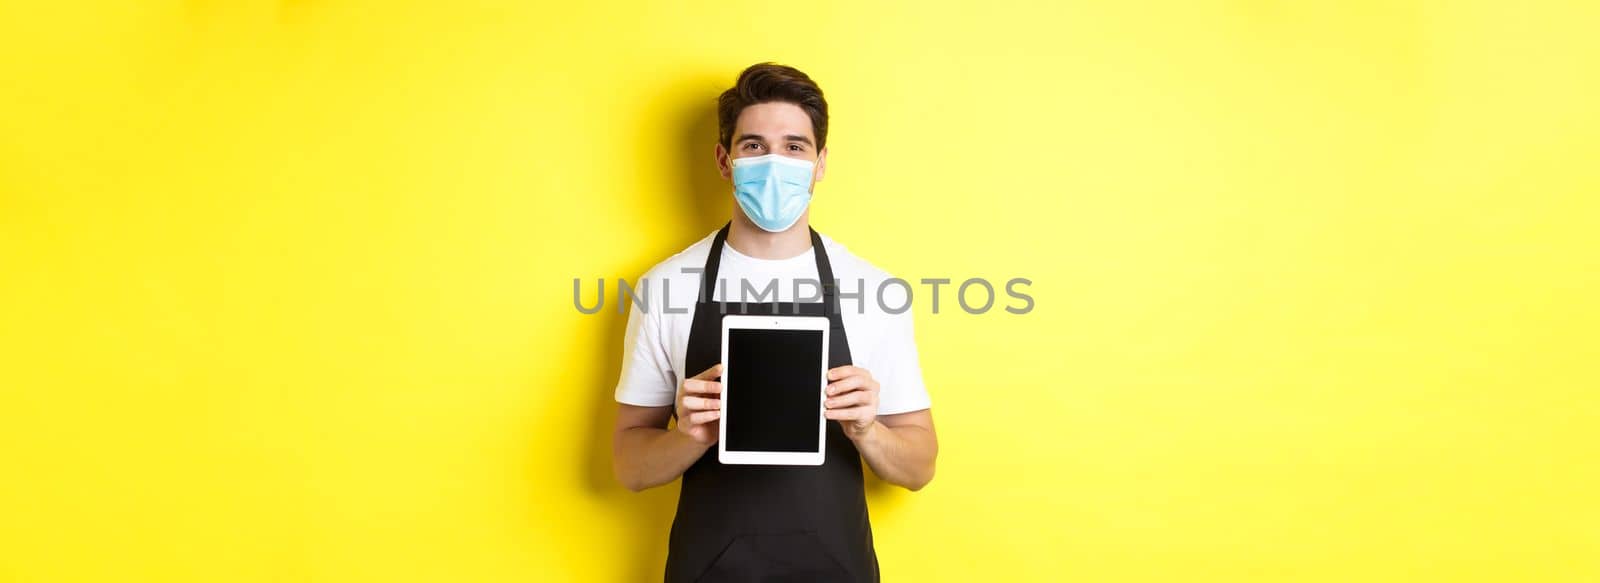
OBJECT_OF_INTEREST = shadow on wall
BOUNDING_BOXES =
[570,74,732,582]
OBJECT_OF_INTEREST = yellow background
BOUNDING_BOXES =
[3,1,1597,581]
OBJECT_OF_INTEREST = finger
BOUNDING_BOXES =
[683,379,722,395]
[690,364,724,381]
[824,406,872,421]
[827,365,865,381]
[681,395,720,411]
[825,376,870,396]
[685,409,721,425]
[825,390,871,410]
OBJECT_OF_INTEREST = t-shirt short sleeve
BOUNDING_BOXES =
[871,309,932,415]
[613,297,677,407]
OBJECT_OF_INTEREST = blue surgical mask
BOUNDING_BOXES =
[731,154,815,232]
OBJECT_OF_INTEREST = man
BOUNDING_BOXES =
[611,62,938,583]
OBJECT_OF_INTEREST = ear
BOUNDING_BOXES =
[715,143,732,180]
[813,147,827,183]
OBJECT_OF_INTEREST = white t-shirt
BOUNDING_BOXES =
[613,230,932,415]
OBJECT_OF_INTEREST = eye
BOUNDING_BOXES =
[788,144,803,152]
[743,142,763,151]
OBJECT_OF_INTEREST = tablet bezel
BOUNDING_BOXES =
[718,314,830,466]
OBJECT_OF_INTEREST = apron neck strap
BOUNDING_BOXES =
[700,222,839,310]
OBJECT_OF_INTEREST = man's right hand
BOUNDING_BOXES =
[675,364,723,445]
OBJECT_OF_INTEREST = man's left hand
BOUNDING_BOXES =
[824,365,879,440]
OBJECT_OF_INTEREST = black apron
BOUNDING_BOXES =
[663,223,878,583]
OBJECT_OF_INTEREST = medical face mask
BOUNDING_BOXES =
[731,154,816,233]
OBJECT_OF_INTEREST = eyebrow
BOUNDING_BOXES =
[735,133,814,147]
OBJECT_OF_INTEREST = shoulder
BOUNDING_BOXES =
[819,234,895,284]
[819,234,912,316]
[624,230,719,316]
[638,230,718,282]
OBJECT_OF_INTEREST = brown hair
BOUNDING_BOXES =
[718,63,829,151]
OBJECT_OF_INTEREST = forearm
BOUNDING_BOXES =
[613,426,711,492]
[851,420,938,490]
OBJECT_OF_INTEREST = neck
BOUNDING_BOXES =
[725,213,812,259]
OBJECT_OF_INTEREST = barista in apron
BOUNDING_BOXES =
[663,223,878,582]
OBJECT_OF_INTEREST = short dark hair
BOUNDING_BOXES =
[718,63,829,151]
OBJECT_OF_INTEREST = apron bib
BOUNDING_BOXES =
[663,223,878,583]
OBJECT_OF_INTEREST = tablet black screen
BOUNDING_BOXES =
[725,328,823,453]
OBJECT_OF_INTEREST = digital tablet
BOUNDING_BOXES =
[718,315,830,466]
